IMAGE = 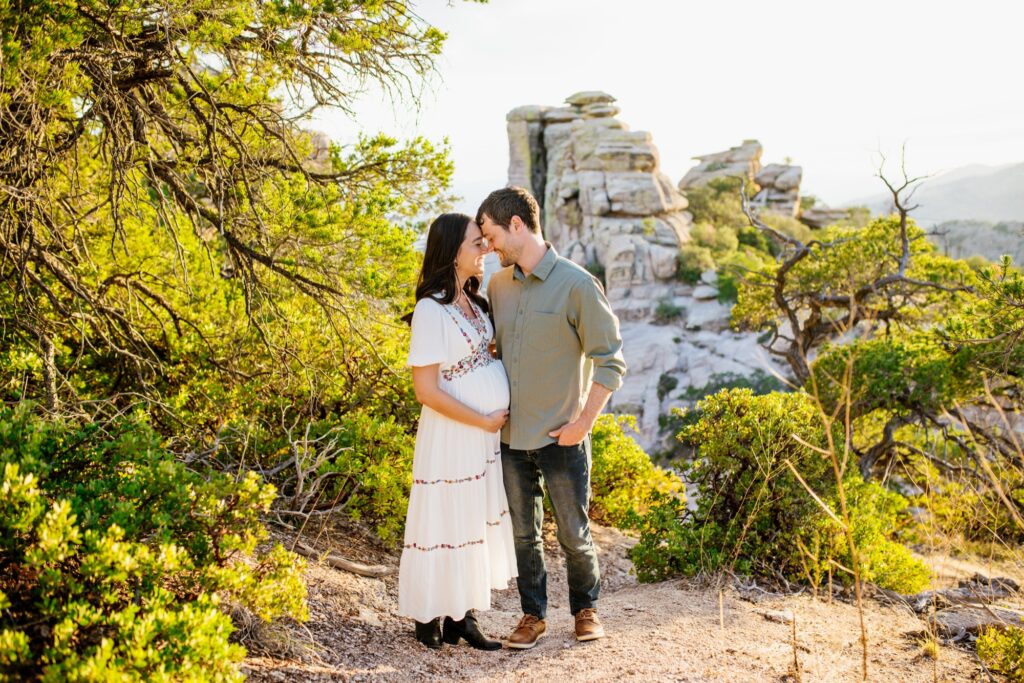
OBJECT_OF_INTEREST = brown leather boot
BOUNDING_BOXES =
[506,614,546,650]
[574,608,605,641]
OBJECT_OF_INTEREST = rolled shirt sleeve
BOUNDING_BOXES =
[570,277,626,392]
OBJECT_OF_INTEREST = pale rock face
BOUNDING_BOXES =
[754,163,785,186]
[679,140,763,189]
[700,269,719,285]
[604,172,678,215]
[691,285,718,301]
[649,244,679,280]
[595,141,657,173]
[751,163,802,216]
[609,323,681,439]
[582,103,621,118]
[685,299,732,331]
[607,317,789,452]
[578,171,610,216]
[801,207,852,229]
[543,107,583,123]
[506,108,548,193]
[600,234,642,293]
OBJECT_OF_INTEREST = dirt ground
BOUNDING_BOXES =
[241,523,995,682]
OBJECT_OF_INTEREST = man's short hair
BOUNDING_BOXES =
[476,186,542,235]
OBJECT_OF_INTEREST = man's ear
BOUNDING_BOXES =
[509,215,524,234]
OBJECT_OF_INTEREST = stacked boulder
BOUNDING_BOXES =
[506,92,691,319]
[679,140,803,217]
[801,207,853,229]
[678,140,762,189]
[750,163,802,216]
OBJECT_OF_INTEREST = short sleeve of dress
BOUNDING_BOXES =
[406,298,449,367]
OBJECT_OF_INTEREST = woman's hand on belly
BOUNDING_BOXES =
[480,409,509,433]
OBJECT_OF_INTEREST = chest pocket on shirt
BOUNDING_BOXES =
[526,311,569,351]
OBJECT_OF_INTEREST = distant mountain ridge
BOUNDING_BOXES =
[844,162,1024,225]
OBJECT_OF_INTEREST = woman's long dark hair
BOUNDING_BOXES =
[404,213,489,323]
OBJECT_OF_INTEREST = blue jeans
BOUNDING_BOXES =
[501,439,600,619]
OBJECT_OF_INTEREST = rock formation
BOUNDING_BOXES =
[678,140,762,190]
[750,163,802,216]
[679,141,802,217]
[800,207,853,229]
[506,92,690,318]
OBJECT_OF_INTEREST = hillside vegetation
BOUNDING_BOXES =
[1,1,1022,680]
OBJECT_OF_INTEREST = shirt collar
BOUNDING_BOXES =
[513,242,558,283]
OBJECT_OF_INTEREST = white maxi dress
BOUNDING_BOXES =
[398,295,518,622]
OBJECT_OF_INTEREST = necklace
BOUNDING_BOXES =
[452,288,478,323]
[459,291,476,318]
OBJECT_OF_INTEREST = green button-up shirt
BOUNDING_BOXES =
[487,244,626,450]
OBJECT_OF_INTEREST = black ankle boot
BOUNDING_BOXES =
[415,618,443,649]
[443,611,501,650]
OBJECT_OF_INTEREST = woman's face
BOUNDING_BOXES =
[455,220,487,280]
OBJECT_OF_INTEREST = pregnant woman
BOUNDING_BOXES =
[398,213,517,650]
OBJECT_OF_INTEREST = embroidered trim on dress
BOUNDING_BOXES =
[440,302,497,382]
[413,467,486,486]
[404,538,485,552]
[486,509,510,527]
[439,346,494,382]
[404,511,510,551]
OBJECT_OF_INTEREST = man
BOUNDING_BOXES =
[477,186,626,649]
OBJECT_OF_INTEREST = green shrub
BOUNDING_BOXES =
[737,225,775,255]
[717,248,774,307]
[904,454,1024,547]
[677,369,786,402]
[654,299,684,323]
[716,272,739,303]
[313,411,415,543]
[657,407,699,440]
[978,626,1024,681]
[589,415,685,529]
[630,389,929,592]
[0,404,307,681]
[677,245,715,283]
[810,335,964,420]
[657,374,679,401]
[684,175,752,232]
[827,477,932,594]
[761,212,813,244]
[691,221,739,253]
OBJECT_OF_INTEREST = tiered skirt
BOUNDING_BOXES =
[397,362,517,622]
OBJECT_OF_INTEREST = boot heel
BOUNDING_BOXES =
[462,611,502,651]
[442,616,462,645]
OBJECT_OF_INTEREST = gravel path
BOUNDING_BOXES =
[242,525,984,682]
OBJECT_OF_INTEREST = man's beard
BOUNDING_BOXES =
[497,245,518,268]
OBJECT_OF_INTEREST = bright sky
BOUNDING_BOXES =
[312,0,1024,212]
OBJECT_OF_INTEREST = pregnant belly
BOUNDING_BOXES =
[444,363,509,415]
